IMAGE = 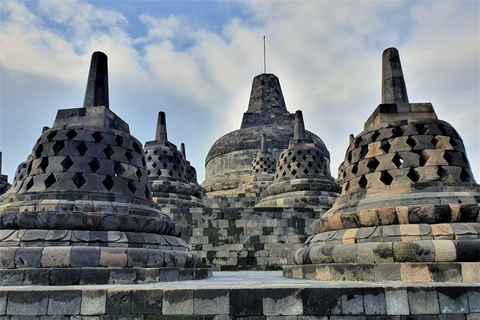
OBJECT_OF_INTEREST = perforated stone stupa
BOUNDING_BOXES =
[0,52,208,285]
[257,111,341,208]
[203,73,330,207]
[285,48,480,282]
[144,112,205,210]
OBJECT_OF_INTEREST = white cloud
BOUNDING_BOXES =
[0,0,478,185]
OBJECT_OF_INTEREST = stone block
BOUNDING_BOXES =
[342,288,364,315]
[105,289,131,315]
[70,247,99,267]
[363,288,385,315]
[99,247,127,267]
[81,290,106,315]
[356,243,375,264]
[468,288,480,313]
[109,269,137,284]
[48,290,81,315]
[194,289,229,315]
[429,263,462,282]
[0,247,17,268]
[375,264,401,281]
[7,290,49,316]
[49,268,80,285]
[302,288,341,316]
[131,289,162,315]
[163,289,194,315]
[159,268,179,282]
[400,263,432,282]
[41,247,71,267]
[24,269,50,285]
[407,288,439,314]
[80,268,109,284]
[263,288,302,316]
[384,288,409,315]
[437,287,469,314]
[230,289,263,316]
[332,244,357,263]
[14,247,42,268]
[372,242,393,263]
[0,291,6,315]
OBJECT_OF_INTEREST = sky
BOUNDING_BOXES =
[1,0,479,185]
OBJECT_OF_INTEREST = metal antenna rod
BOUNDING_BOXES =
[263,36,266,74]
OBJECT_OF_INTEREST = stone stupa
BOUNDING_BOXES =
[0,52,209,285]
[256,111,341,208]
[285,48,480,282]
[144,112,205,210]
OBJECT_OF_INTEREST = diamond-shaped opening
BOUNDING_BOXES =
[44,173,56,189]
[449,137,458,150]
[127,181,137,194]
[302,155,307,160]
[380,141,391,153]
[418,151,427,166]
[407,168,420,182]
[460,168,471,182]
[142,158,146,166]
[168,170,174,176]
[359,146,368,160]
[92,132,103,143]
[291,169,297,175]
[26,178,34,191]
[163,163,168,169]
[351,164,358,174]
[147,156,152,161]
[114,162,125,177]
[115,136,124,147]
[173,164,178,169]
[392,154,403,168]
[380,171,393,185]
[287,164,291,169]
[406,137,417,149]
[132,143,142,154]
[443,151,453,165]
[71,172,86,189]
[144,187,150,199]
[87,158,100,173]
[102,176,114,191]
[314,169,320,174]
[153,150,157,155]
[157,156,163,161]
[354,137,362,148]
[347,152,352,163]
[367,158,380,171]
[431,137,439,148]
[38,157,49,173]
[344,182,350,191]
[371,131,380,141]
[255,169,259,173]
[47,131,57,141]
[392,127,403,137]
[66,130,77,140]
[26,162,32,175]
[303,169,309,174]
[152,163,157,168]
[178,172,182,177]
[103,146,114,159]
[77,142,88,156]
[61,156,73,171]
[147,170,151,175]
[438,166,448,181]
[136,169,142,180]
[287,151,292,156]
[297,150,302,155]
[52,141,65,156]
[307,162,313,168]
[296,162,302,168]
[125,151,133,163]
[35,145,44,158]
[282,172,286,177]
[358,175,368,189]
[163,150,168,155]
[156,169,161,175]
[167,156,173,162]
[415,123,427,134]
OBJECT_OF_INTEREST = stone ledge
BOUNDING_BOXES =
[283,262,480,283]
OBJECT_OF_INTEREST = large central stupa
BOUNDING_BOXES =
[203,73,330,196]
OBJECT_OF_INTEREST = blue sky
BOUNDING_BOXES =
[1,1,479,184]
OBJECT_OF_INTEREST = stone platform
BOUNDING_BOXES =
[0,271,478,319]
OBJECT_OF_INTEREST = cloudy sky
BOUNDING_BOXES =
[1,1,479,184]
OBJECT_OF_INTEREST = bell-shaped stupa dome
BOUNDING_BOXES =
[0,52,209,285]
[144,112,205,209]
[256,111,341,207]
[287,48,480,283]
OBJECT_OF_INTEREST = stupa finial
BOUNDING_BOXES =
[260,134,268,153]
[155,111,168,143]
[382,48,409,104]
[181,143,186,159]
[294,110,306,140]
[83,51,109,109]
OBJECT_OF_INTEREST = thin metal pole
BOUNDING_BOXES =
[263,36,266,74]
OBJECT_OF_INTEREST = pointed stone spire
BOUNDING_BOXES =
[155,111,168,143]
[246,74,288,114]
[294,110,306,140]
[0,151,2,174]
[181,143,186,159]
[382,47,409,104]
[260,134,268,153]
[83,51,109,109]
